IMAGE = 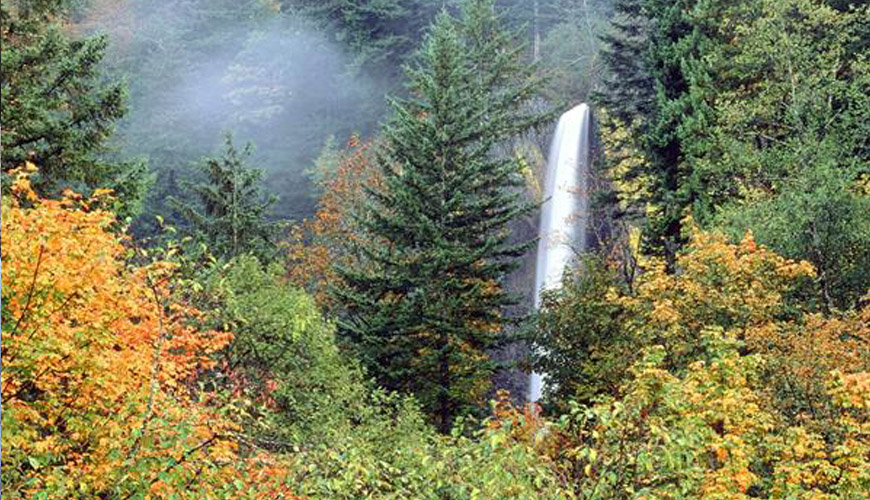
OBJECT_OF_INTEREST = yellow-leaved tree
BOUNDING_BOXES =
[525,225,869,498]
[1,167,300,499]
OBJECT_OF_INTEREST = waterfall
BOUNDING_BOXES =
[529,103,592,403]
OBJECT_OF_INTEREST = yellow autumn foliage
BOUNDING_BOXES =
[1,169,302,499]
[521,225,869,498]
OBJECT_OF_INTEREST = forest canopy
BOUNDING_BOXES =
[2,0,868,498]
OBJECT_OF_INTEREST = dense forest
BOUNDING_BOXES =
[1,0,868,498]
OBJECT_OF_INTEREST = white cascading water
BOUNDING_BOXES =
[529,103,592,403]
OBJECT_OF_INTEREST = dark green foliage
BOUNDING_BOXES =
[642,0,715,257]
[690,0,870,308]
[131,167,191,239]
[686,0,869,197]
[597,0,711,264]
[598,0,869,288]
[282,0,441,77]
[532,256,630,409]
[1,0,147,217]
[334,0,550,432]
[718,164,870,311]
[171,135,281,262]
[597,0,655,123]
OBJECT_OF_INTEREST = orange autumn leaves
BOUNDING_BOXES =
[1,170,299,499]
[286,139,381,309]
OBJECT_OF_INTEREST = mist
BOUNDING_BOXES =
[77,0,389,225]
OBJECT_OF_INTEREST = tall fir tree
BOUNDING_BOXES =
[333,0,549,432]
[597,0,655,123]
[0,0,146,217]
[171,135,280,261]
[599,0,869,305]
[597,0,712,265]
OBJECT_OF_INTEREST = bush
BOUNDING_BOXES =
[532,228,815,410]
[529,228,869,498]
[717,165,870,311]
[195,255,368,446]
[0,174,299,499]
[532,256,631,408]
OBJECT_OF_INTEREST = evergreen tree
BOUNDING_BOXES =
[171,135,280,261]
[600,0,868,304]
[597,0,655,129]
[0,0,146,217]
[598,0,715,265]
[643,0,715,262]
[333,0,549,432]
[282,0,442,78]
